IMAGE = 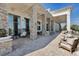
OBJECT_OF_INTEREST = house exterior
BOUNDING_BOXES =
[0,3,72,40]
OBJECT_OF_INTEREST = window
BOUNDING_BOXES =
[37,21,40,25]
[46,24,49,31]
[21,18,26,33]
[18,16,21,34]
[51,20,53,31]
[37,21,42,32]
[46,18,50,31]
[37,26,40,30]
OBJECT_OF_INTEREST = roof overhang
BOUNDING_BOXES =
[6,3,47,18]
[50,6,72,23]
[53,14,67,23]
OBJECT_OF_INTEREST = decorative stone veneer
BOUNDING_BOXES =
[0,6,12,55]
[0,36,12,56]
[0,7,9,35]
[42,14,47,35]
[30,5,37,40]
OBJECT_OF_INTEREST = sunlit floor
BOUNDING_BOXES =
[26,32,79,56]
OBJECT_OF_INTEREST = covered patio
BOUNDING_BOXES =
[5,32,60,56]
[26,31,72,56]
[0,3,73,56]
[6,3,53,40]
[50,6,72,33]
[1,4,72,40]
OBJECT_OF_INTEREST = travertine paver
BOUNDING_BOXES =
[12,37,33,51]
[5,32,59,56]
[3,37,33,56]
[26,32,74,56]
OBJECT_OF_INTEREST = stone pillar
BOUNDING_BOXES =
[42,14,46,35]
[6,16,9,36]
[67,12,70,32]
[53,20,56,32]
[0,4,9,36]
[30,5,37,40]
[2,13,9,36]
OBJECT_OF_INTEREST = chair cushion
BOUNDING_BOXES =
[66,38,78,45]
[60,42,72,51]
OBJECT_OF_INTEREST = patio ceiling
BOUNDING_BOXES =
[50,6,72,24]
[53,14,67,23]
[6,3,35,14]
[6,3,46,17]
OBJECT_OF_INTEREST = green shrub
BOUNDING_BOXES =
[71,24,79,32]
[0,29,6,37]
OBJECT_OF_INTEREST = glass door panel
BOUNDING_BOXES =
[8,14,14,35]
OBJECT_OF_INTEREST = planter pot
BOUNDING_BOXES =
[0,36,13,55]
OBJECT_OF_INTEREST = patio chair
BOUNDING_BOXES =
[20,32,27,37]
[59,35,79,53]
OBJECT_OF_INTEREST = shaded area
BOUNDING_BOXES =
[5,32,59,56]
[26,32,73,56]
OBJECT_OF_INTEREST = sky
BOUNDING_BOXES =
[42,3,79,25]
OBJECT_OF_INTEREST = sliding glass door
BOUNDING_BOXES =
[8,14,14,35]
[21,18,26,35]
[8,14,30,37]
[8,14,21,36]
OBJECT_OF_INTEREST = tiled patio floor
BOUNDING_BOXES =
[5,32,59,56]
[12,37,33,51]
[26,32,78,56]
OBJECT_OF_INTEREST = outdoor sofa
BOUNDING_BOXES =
[59,33,79,53]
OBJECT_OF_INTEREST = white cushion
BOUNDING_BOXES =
[60,43,72,51]
[21,32,27,36]
[67,37,78,45]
